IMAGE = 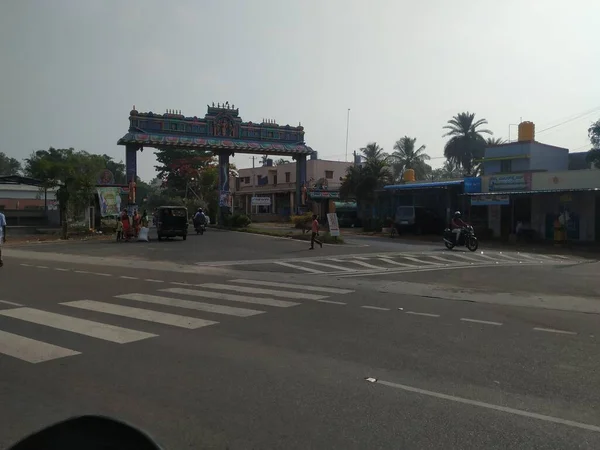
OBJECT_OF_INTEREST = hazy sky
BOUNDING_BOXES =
[1,0,599,181]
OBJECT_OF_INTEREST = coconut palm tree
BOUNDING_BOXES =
[443,112,493,176]
[486,137,506,146]
[360,142,388,162]
[390,136,431,181]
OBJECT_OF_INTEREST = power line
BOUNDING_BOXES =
[536,106,600,134]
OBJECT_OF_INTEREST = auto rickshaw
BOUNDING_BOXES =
[155,206,188,241]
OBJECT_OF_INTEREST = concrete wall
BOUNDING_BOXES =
[529,143,569,172]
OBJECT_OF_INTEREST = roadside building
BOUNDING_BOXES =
[232,156,353,221]
[0,176,59,226]
[464,122,600,242]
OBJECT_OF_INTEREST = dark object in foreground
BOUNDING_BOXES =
[155,206,188,241]
[7,415,163,450]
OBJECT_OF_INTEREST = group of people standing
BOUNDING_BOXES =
[116,209,148,242]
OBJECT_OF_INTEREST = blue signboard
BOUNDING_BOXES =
[471,195,510,206]
[464,177,482,193]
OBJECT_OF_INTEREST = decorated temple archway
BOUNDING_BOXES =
[117,103,315,222]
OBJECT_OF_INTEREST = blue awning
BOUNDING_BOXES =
[383,180,464,190]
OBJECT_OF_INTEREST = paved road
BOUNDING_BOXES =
[1,233,600,448]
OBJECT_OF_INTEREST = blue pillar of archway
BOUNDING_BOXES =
[218,151,232,224]
[125,145,138,182]
[295,154,307,214]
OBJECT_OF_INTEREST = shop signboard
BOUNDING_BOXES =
[309,190,340,199]
[251,196,272,206]
[327,213,341,237]
[219,190,232,207]
[488,173,531,192]
[97,187,123,217]
[471,195,510,206]
[464,177,482,193]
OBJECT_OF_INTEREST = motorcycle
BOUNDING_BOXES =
[443,225,479,252]
[195,223,206,235]
[7,415,163,449]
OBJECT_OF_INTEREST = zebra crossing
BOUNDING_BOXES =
[228,251,579,277]
[0,280,354,365]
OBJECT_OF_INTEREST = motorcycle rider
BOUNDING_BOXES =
[193,208,207,229]
[451,211,468,244]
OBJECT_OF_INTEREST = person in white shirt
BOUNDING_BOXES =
[0,211,6,267]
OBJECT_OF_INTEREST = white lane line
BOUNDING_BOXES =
[170,281,193,286]
[116,293,264,317]
[120,276,139,280]
[515,253,545,261]
[161,287,299,308]
[369,378,600,433]
[460,318,503,326]
[361,305,391,311]
[495,253,521,261]
[549,254,571,260]
[533,327,577,335]
[144,279,164,283]
[402,256,440,266]
[0,307,156,343]
[303,260,356,272]
[344,259,386,270]
[429,255,459,264]
[450,253,480,263]
[63,300,218,330]
[0,300,24,307]
[35,266,49,269]
[377,258,417,267]
[476,253,501,262]
[54,268,70,272]
[274,261,324,273]
[197,283,326,300]
[317,299,347,305]
[19,263,33,267]
[229,279,354,294]
[405,311,440,318]
[0,330,80,364]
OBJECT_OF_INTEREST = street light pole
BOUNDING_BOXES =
[345,108,350,162]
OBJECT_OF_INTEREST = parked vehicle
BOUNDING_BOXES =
[155,206,188,241]
[393,206,445,235]
[443,225,479,251]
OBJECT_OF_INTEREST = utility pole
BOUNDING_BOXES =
[345,108,350,162]
[250,156,256,216]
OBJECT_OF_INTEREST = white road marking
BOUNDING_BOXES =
[533,327,577,335]
[229,279,354,294]
[451,253,480,262]
[317,299,347,305]
[62,300,217,329]
[161,287,299,308]
[116,293,264,317]
[54,268,70,272]
[35,266,48,269]
[303,260,356,271]
[19,263,33,267]
[144,279,164,283]
[405,311,440,318]
[197,283,326,300]
[274,261,324,273]
[120,276,139,280]
[377,258,416,267]
[495,253,521,261]
[0,307,156,343]
[0,300,24,307]
[344,259,385,270]
[170,281,193,286]
[0,330,80,364]
[370,378,600,433]
[515,253,545,261]
[429,255,459,264]
[460,318,503,326]
[361,305,391,311]
[476,253,500,262]
[402,256,440,265]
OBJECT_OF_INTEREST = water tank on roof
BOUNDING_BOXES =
[518,121,535,142]
[403,169,416,182]
[265,158,273,167]
[310,152,318,160]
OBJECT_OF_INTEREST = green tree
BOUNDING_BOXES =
[430,160,463,181]
[0,152,22,176]
[390,136,431,181]
[586,119,600,168]
[485,137,506,146]
[24,148,105,238]
[443,112,493,176]
[340,143,392,221]
[154,148,213,193]
[100,154,126,184]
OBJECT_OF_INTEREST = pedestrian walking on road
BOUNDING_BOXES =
[310,214,323,250]
[0,210,6,267]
